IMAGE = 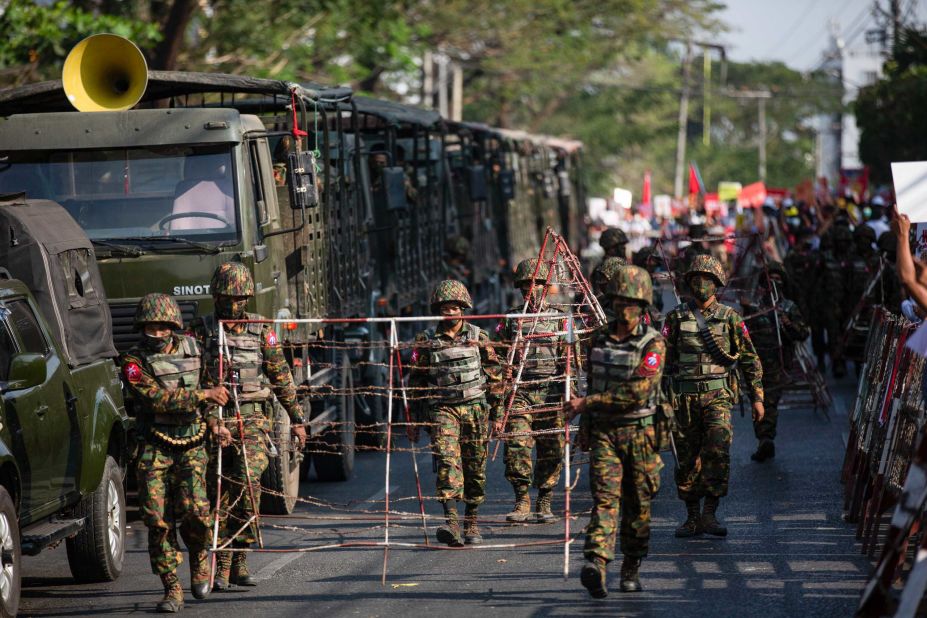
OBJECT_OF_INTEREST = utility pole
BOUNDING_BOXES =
[673,42,693,199]
[451,63,463,122]
[725,89,772,183]
[422,50,433,108]
[891,0,902,45]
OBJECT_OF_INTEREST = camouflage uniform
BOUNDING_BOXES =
[121,293,213,610]
[496,259,569,522]
[742,263,809,458]
[663,256,763,537]
[410,280,501,545]
[579,266,665,598]
[599,227,629,259]
[632,246,665,315]
[192,262,304,586]
[811,226,851,376]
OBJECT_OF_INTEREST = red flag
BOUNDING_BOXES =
[688,162,705,196]
[642,170,652,206]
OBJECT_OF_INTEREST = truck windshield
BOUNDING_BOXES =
[0,146,239,244]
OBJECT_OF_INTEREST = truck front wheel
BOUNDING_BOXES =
[66,456,126,582]
[260,403,300,515]
[0,487,20,618]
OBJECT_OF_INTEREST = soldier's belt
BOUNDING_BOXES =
[590,408,655,426]
[153,413,199,425]
[149,422,206,450]
[674,378,728,393]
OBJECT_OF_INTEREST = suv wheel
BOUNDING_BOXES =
[0,487,20,618]
[66,455,126,582]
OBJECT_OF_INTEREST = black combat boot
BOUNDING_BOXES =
[674,498,702,538]
[157,571,184,613]
[212,550,231,591]
[534,489,558,524]
[751,440,776,462]
[506,486,531,523]
[230,550,257,586]
[701,496,728,537]
[619,557,642,592]
[189,548,211,600]
[463,504,483,545]
[436,501,464,547]
[580,556,608,599]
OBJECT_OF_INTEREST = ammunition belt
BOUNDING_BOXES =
[149,422,207,451]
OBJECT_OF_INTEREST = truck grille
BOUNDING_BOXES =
[109,301,199,354]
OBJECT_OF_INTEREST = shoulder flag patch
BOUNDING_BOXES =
[410,348,420,364]
[266,330,278,346]
[661,324,670,338]
[123,362,142,384]
[639,351,663,376]
[740,322,750,338]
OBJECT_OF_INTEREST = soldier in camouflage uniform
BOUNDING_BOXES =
[663,255,764,538]
[741,262,810,462]
[190,262,307,590]
[121,293,232,613]
[443,235,473,285]
[591,256,627,299]
[567,266,665,598]
[633,246,665,316]
[410,280,502,546]
[494,258,569,524]
[599,227,629,260]
[811,225,852,377]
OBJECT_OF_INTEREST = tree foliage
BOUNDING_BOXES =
[855,27,927,185]
[0,0,840,196]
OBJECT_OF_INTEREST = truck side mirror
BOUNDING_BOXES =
[6,353,45,391]
[467,165,488,201]
[382,167,408,210]
[287,151,319,210]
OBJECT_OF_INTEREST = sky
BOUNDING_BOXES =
[718,0,927,69]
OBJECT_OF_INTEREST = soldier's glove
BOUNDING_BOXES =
[212,424,232,448]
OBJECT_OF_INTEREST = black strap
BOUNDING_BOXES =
[688,300,738,368]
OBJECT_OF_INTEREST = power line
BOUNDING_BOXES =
[762,1,822,57]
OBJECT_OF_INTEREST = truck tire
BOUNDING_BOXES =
[260,403,300,515]
[66,456,126,583]
[314,357,355,482]
[0,487,20,618]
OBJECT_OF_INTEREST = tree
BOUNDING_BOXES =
[856,27,927,185]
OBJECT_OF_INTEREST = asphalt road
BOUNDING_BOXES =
[18,371,870,617]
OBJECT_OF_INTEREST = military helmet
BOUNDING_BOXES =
[853,224,876,243]
[766,261,787,282]
[211,262,255,297]
[134,293,183,330]
[592,257,627,288]
[877,231,896,255]
[606,265,653,304]
[685,254,726,286]
[599,227,628,250]
[632,247,657,268]
[513,258,550,285]
[445,235,470,258]
[430,279,472,312]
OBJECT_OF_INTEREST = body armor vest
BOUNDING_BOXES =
[587,324,660,418]
[509,309,560,378]
[427,323,487,404]
[673,303,734,379]
[140,334,202,426]
[201,313,273,402]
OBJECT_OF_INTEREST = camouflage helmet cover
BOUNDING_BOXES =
[211,261,255,297]
[632,247,657,268]
[852,224,876,242]
[135,293,183,329]
[599,227,628,250]
[592,257,628,286]
[445,235,471,257]
[513,258,550,284]
[765,261,787,282]
[430,279,473,311]
[606,265,653,303]
[685,254,726,286]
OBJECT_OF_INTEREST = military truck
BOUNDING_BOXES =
[0,70,367,510]
[0,194,129,616]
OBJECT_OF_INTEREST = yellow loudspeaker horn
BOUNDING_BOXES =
[62,34,148,112]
